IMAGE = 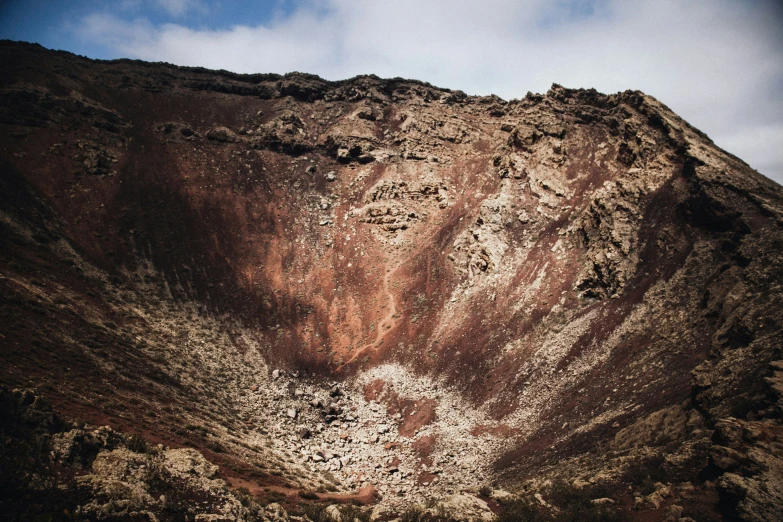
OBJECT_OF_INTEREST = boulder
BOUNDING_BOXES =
[434,494,494,522]
[325,504,342,521]
[206,126,237,143]
[265,503,289,521]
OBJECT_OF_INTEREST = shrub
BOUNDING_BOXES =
[298,489,319,500]
[126,433,149,453]
[341,504,372,522]
[496,498,545,522]
[400,506,426,522]
[622,454,667,496]
[301,503,330,522]
[547,480,627,522]
[398,505,462,522]
[548,479,592,512]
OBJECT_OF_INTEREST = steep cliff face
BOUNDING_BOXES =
[2,41,782,520]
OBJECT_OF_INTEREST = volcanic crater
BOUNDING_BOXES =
[2,41,783,521]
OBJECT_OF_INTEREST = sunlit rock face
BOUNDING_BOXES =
[1,41,782,520]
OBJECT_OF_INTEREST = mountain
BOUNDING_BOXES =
[1,41,782,521]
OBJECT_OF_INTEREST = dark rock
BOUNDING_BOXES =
[206,126,237,143]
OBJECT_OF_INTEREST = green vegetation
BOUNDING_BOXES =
[495,480,627,522]
[622,454,667,495]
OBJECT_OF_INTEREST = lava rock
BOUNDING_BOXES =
[206,126,237,143]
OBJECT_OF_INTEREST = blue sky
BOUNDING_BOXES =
[1,0,782,184]
[0,1,300,59]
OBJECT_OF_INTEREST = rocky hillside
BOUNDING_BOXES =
[1,41,782,521]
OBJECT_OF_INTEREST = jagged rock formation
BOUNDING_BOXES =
[1,41,782,520]
[0,387,270,521]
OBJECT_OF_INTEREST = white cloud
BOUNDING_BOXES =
[154,0,202,17]
[79,13,159,54]
[75,0,783,183]
[116,0,204,17]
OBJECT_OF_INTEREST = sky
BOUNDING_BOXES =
[1,0,782,184]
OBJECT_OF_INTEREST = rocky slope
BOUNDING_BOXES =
[1,41,783,520]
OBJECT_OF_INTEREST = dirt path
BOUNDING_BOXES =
[376,268,397,338]
[347,263,398,364]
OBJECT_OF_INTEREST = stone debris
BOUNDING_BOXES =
[6,389,264,522]
[222,362,515,511]
[250,110,312,153]
[432,494,494,522]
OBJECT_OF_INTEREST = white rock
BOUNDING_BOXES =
[325,505,342,521]
[435,494,494,522]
